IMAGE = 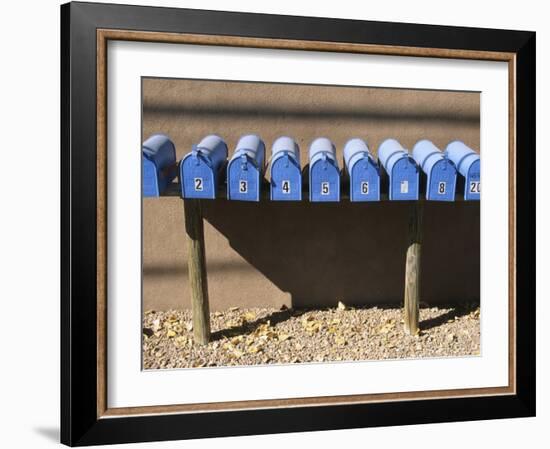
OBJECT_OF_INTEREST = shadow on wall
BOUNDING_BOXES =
[201,200,480,308]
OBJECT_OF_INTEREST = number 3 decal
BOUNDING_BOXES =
[239,180,248,193]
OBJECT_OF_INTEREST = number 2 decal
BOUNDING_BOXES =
[469,181,480,194]
[194,178,203,191]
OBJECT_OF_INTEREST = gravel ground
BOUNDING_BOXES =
[142,302,480,369]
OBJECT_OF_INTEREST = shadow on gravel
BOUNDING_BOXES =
[211,308,298,341]
[209,301,479,341]
[420,301,479,331]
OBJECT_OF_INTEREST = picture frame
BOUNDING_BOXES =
[61,1,535,446]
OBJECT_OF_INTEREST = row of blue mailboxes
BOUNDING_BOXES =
[142,134,481,202]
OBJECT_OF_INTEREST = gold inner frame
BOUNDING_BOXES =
[96,29,516,419]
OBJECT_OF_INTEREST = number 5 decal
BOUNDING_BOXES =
[321,182,330,195]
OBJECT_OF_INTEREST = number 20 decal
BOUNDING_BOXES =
[469,181,481,194]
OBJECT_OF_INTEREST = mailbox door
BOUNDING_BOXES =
[142,157,159,197]
[427,160,457,201]
[228,158,261,201]
[310,160,340,202]
[181,156,216,199]
[465,159,481,200]
[350,159,380,202]
[390,157,419,200]
[271,157,302,201]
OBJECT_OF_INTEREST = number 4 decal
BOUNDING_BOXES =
[281,180,291,194]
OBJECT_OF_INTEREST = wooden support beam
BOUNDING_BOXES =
[404,201,423,335]
[183,199,211,344]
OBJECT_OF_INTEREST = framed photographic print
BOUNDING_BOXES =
[61,1,536,446]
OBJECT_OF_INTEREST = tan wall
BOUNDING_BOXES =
[142,78,480,311]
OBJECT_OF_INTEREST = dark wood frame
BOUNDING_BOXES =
[61,1,536,446]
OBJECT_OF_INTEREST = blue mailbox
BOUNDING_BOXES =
[180,135,228,199]
[412,140,457,201]
[227,134,266,201]
[270,136,302,201]
[343,138,380,202]
[445,141,480,201]
[142,134,177,197]
[308,138,340,202]
[378,139,419,201]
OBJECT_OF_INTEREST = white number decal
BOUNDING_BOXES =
[194,178,203,191]
[239,180,248,193]
[400,180,409,194]
[282,180,291,194]
[469,181,480,194]
[321,182,330,195]
[361,182,369,195]
[438,182,446,194]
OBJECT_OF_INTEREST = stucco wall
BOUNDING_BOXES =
[142,78,480,311]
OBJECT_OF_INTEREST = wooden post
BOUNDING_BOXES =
[404,201,423,335]
[183,199,211,344]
